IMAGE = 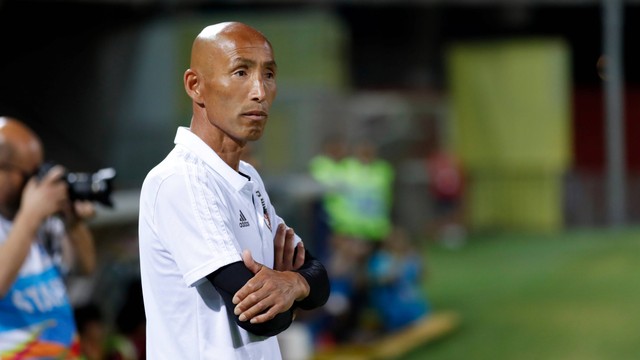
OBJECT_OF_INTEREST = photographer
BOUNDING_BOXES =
[0,116,96,359]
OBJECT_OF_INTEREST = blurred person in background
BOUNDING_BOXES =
[74,302,111,360]
[110,279,146,360]
[339,139,395,244]
[308,133,349,264]
[366,226,430,333]
[424,142,466,248]
[138,22,329,360]
[74,281,146,360]
[314,138,396,344]
[0,116,97,359]
[307,133,349,346]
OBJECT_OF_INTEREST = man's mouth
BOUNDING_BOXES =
[242,110,268,120]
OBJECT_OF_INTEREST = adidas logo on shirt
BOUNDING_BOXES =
[239,210,250,228]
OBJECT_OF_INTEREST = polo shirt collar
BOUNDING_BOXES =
[174,126,249,192]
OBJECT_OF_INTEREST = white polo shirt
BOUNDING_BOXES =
[139,127,298,360]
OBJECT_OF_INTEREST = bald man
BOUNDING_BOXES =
[138,22,329,359]
[0,116,97,359]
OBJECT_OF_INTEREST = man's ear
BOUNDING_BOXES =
[184,69,204,106]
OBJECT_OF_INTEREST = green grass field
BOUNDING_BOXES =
[401,227,640,360]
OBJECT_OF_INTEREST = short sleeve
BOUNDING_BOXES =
[153,170,242,287]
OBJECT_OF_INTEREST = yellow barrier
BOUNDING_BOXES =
[313,311,461,360]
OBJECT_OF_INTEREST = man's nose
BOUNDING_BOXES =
[249,77,266,102]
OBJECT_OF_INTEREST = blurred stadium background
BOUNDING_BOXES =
[1,0,638,359]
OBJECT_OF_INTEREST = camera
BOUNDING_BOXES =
[37,162,117,207]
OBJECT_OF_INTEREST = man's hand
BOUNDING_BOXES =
[63,200,96,228]
[20,165,69,222]
[233,250,310,324]
[273,223,304,271]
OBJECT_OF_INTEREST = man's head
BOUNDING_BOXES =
[184,22,277,147]
[0,116,44,216]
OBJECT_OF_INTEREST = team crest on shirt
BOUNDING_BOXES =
[255,190,272,230]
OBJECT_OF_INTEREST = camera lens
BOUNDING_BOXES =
[67,168,117,207]
[37,162,116,207]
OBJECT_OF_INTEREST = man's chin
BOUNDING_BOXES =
[246,130,264,141]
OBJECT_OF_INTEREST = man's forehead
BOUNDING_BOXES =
[214,37,275,65]
[219,41,273,54]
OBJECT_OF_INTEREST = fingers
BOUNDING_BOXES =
[273,223,300,271]
[273,224,286,270]
[36,165,68,205]
[293,242,305,270]
[234,290,273,323]
[234,240,306,324]
[232,265,270,320]
[281,227,296,270]
[37,165,67,186]
[20,166,69,220]
[242,249,262,275]
[63,200,96,227]
[233,250,264,304]
[73,201,96,220]
[233,270,298,324]
[243,304,283,324]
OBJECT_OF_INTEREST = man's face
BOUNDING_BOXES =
[200,29,277,144]
[0,150,41,217]
[0,163,29,213]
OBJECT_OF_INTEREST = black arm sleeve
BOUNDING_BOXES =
[295,249,330,310]
[206,262,294,337]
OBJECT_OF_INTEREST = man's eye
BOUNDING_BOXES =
[265,72,275,79]
[235,70,247,76]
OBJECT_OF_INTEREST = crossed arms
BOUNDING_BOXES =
[207,223,330,336]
